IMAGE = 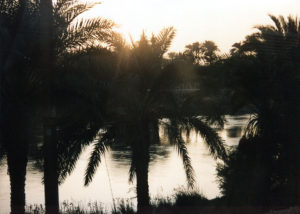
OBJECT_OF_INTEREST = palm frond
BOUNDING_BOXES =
[84,139,107,186]
[152,27,176,58]
[108,32,128,51]
[269,14,284,33]
[55,1,100,25]
[175,136,195,189]
[279,15,288,34]
[287,15,298,34]
[161,119,195,188]
[58,17,114,54]
[188,117,227,160]
[58,142,86,183]
[53,0,114,55]
[84,128,115,186]
[57,120,101,183]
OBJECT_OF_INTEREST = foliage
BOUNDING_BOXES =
[184,41,219,65]
[217,14,300,206]
[173,190,209,207]
[21,0,115,183]
[217,136,270,205]
[0,0,114,213]
[83,28,227,211]
[55,47,116,183]
[84,28,227,184]
[169,40,220,65]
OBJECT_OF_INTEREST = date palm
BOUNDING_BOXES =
[245,15,300,204]
[84,28,227,213]
[235,14,300,165]
[218,14,300,205]
[0,1,41,213]
[184,40,219,65]
[41,1,114,213]
[228,14,300,140]
[1,0,114,213]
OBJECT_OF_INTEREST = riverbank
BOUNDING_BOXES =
[24,191,300,214]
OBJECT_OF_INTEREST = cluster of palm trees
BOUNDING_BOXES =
[2,0,299,212]
[168,40,220,65]
[0,1,227,214]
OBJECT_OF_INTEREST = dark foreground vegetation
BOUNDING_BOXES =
[24,191,300,214]
[1,0,300,214]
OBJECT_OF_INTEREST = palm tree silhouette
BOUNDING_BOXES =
[1,1,41,213]
[83,28,227,213]
[218,14,300,206]
[184,41,219,65]
[243,15,300,204]
[1,0,114,213]
[40,1,114,213]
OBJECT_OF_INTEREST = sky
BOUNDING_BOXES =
[86,0,300,53]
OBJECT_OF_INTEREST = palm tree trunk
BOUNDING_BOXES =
[136,150,150,211]
[4,107,29,214]
[5,123,28,214]
[134,122,151,214]
[43,120,59,214]
[40,0,59,213]
[150,120,159,144]
[7,147,28,214]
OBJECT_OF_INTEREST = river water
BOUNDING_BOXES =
[0,115,249,213]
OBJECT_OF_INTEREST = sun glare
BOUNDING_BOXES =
[87,0,175,43]
[85,0,300,52]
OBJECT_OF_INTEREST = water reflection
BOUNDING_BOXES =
[0,115,249,214]
[226,126,242,138]
[110,144,171,165]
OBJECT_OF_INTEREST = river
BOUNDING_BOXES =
[0,115,249,213]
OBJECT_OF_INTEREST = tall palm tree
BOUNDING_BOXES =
[84,28,227,213]
[1,0,114,213]
[246,15,300,204]
[218,14,300,205]
[228,14,300,139]
[0,1,41,213]
[40,1,114,213]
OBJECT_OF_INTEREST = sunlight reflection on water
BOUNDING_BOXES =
[0,115,249,213]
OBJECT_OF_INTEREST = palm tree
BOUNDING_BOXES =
[218,14,300,206]
[227,14,300,138]
[184,40,219,65]
[246,15,300,205]
[0,1,41,213]
[40,1,114,213]
[84,28,227,213]
[1,0,114,213]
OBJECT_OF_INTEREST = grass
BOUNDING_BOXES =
[24,189,272,214]
[25,200,135,214]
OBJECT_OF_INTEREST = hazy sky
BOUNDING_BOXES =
[88,0,300,53]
